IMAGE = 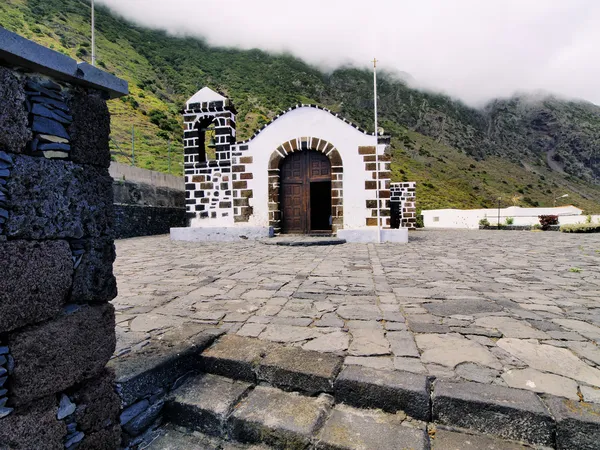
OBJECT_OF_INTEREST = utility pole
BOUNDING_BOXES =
[131,126,135,166]
[91,0,96,66]
[168,140,171,173]
[373,57,381,244]
[497,197,501,229]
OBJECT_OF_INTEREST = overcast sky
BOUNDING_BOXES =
[97,0,600,107]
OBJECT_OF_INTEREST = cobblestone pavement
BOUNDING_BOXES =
[112,230,600,402]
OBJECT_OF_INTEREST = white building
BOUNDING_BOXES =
[422,205,589,229]
[170,88,417,242]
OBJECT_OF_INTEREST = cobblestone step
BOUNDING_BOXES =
[110,332,600,449]
[261,236,346,246]
[159,373,534,450]
[192,335,600,449]
[143,423,537,450]
[163,373,428,449]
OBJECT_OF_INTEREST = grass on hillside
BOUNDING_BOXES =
[1,0,599,212]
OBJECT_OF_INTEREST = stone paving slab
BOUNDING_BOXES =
[200,335,277,382]
[144,424,275,450]
[165,373,252,436]
[229,386,332,449]
[334,365,430,421]
[257,346,343,394]
[315,404,428,450]
[112,231,600,404]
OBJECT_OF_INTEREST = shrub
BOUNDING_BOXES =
[415,211,424,228]
[560,223,600,233]
[532,224,542,230]
[479,217,490,227]
[505,217,514,225]
[539,215,559,230]
[586,215,592,224]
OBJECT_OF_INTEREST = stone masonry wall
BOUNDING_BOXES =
[0,61,123,449]
[390,182,417,229]
[112,177,185,238]
[359,146,391,227]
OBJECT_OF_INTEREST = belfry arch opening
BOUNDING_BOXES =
[194,116,217,162]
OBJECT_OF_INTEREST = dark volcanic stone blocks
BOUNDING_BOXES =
[6,155,113,239]
[0,239,73,333]
[79,424,122,450]
[257,346,343,395]
[432,380,554,446]
[545,396,600,450]
[67,89,111,167]
[0,396,66,450]
[165,373,252,436]
[0,67,30,153]
[334,365,431,421]
[70,369,121,434]
[70,236,117,304]
[8,304,116,405]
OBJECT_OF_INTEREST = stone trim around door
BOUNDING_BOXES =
[267,137,343,235]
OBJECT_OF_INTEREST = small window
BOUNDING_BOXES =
[433,217,440,222]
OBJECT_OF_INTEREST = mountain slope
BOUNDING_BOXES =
[1,0,600,212]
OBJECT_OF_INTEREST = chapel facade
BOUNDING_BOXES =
[176,87,416,241]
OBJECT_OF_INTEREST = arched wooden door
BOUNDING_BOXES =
[280,150,332,234]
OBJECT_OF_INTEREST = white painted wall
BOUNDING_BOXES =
[243,107,381,230]
[423,206,585,229]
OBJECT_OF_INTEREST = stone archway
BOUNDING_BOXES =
[268,137,343,234]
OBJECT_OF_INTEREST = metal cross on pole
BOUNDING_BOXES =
[373,58,381,244]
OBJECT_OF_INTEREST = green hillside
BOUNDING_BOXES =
[2,0,600,213]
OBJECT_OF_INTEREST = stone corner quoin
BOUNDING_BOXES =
[0,27,127,449]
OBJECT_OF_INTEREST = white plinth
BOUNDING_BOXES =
[337,228,409,243]
[170,226,274,242]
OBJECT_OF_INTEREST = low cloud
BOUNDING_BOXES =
[97,0,600,107]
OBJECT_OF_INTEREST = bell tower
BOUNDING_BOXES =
[182,87,237,224]
[183,87,236,167]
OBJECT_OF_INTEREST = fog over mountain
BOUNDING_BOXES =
[97,0,600,107]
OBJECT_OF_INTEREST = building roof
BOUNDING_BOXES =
[235,104,387,145]
[186,87,227,108]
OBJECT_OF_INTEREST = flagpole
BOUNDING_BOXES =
[373,58,381,243]
[91,0,96,66]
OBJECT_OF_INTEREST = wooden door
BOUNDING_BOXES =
[280,151,331,234]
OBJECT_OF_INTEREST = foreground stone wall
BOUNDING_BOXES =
[0,30,127,449]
